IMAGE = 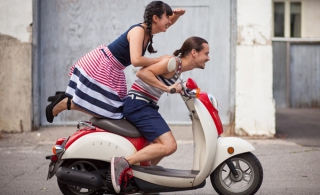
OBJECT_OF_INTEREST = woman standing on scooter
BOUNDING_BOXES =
[111,36,210,193]
[45,1,185,123]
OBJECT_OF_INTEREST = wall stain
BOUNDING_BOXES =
[238,128,250,136]
[20,120,24,133]
[27,23,32,43]
[237,25,272,46]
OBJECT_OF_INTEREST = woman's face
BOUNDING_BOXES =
[153,12,171,33]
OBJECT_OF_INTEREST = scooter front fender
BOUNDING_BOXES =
[211,137,255,172]
[62,132,137,162]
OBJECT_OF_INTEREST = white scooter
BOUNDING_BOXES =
[46,59,263,195]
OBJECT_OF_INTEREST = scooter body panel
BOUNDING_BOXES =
[132,170,195,188]
[62,132,137,162]
[211,137,255,172]
[133,176,205,193]
[192,98,218,186]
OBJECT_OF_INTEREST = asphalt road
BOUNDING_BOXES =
[275,108,320,147]
[0,108,320,195]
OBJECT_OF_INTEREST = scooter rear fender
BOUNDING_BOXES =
[211,137,255,172]
[62,132,137,162]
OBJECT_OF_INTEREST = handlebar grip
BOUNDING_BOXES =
[169,88,176,94]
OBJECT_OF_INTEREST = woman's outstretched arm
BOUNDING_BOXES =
[169,8,186,26]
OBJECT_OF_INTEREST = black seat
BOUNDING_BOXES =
[89,117,142,137]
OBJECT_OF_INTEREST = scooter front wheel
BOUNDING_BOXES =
[210,152,263,195]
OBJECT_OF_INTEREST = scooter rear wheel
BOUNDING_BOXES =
[57,159,108,195]
[210,152,263,195]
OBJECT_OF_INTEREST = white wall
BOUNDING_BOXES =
[303,0,320,38]
[0,0,32,42]
[0,0,33,132]
[235,0,276,136]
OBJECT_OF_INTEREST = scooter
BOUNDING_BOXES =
[45,59,263,195]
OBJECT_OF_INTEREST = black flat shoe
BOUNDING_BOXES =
[47,91,65,102]
[45,94,68,123]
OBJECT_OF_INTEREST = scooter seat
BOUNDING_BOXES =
[89,117,142,138]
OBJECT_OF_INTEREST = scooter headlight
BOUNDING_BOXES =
[208,94,218,109]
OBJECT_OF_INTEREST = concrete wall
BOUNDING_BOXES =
[0,0,33,132]
[303,0,320,38]
[235,0,276,136]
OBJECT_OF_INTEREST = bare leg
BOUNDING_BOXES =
[52,98,101,118]
[148,142,165,165]
[125,131,177,165]
[151,157,164,166]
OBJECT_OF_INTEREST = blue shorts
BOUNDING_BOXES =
[123,97,170,142]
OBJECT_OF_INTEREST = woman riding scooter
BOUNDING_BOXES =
[111,36,210,193]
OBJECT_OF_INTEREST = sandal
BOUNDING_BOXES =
[45,94,72,123]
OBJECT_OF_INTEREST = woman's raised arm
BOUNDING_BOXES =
[169,8,185,26]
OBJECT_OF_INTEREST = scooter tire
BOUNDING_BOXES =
[210,152,263,195]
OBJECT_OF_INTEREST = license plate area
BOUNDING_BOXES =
[46,156,64,180]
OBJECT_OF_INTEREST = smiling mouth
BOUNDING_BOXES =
[165,24,169,28]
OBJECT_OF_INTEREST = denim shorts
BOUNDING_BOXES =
[123,97,170,142]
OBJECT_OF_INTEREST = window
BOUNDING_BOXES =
[273,1,301,38]
[290,2,301,37]
[274,2,285,37]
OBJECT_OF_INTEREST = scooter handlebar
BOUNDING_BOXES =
[169,88,176,94]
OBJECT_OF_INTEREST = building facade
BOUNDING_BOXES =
[272,0,320,108]
[4,0,317,136]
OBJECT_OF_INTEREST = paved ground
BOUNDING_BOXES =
[0,108,319,194]
[275,108,320,147]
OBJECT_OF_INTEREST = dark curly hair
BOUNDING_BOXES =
[143,1,173,53]
[173,36,208,57]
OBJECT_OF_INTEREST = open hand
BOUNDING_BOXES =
[173,8,186,16]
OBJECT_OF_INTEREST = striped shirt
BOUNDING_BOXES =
[128,57,182,103]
